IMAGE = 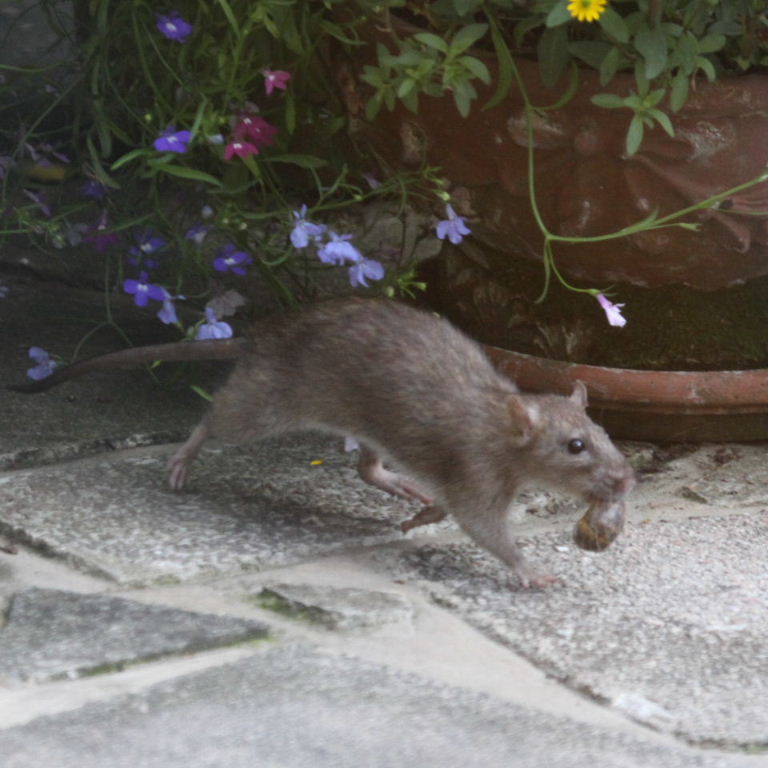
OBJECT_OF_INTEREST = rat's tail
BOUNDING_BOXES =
[9,338,248,394]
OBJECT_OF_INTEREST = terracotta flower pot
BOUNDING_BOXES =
[338,21,768,290]
[485,345,768,442]
[336,15,768,439]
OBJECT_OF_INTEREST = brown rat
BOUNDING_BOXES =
[10,298,635,587]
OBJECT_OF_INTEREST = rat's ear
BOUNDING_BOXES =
[506,395,540,441]
[569,380,588,409]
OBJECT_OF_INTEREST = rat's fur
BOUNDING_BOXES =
[11,298,635,587]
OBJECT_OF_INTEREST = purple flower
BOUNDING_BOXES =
[233,115,278,148]
[348,258,385,288]
[129,229,167,258]
[27,346,57,381]
[436,204,471,244]
[157,290,184,325]
[196,307,233,340]
[290,205,326,248]
[156,12,193,42]
[82,179,107,200]
[154,127,192,153]
[596,293,627,328]
[224,140,259,161]
[185,223,210,246]
[263,68,291,95]
[213,243,253,276]
[317,232,362,265]
[123,271,166,308]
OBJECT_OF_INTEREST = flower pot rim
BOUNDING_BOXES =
[485,345,768,415]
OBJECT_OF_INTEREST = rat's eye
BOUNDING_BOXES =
[567,438,586,455]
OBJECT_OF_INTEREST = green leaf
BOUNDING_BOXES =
[484,17,515,110]
[459,55,491,84]
[514,16,543,48]
[696,56,716,81]
[397,78,416,98]
[215,0,238,34]
[454,89,472,117]
[626,114,645,155]
[591,93,626,109]
[366,93,383,120]
[537,26,570,88]
[634,25,668,79]
[453,0,482,14]
[449,23,488,55]
[598,8,629,43]
[697,34,726,54]
[545,1,571,28]
[110,148,150,171]
[648,108,675,137]
[675,32,698,75]
[669,72,689,112]
[401,89,419,113]
[599,46,622,86]
[150,163,223,186]
[643,88,666,107]
[266,154,328,169]
[414,33,449,53]
[568,41,611,70]
[190,385,214,402]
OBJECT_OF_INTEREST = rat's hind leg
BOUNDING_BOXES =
[357,444,433,505]
[168,417,210,491]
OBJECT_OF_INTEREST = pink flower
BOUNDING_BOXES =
[233,115,278,149]
[224,140,260,160]
[596,293,627,328]
[263,68,291,95]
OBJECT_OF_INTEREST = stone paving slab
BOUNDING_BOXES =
[0,436,414,585]
[0,642,753,768]
[256,583,415,631]
[381,510,768,748]
[0,588,268,683]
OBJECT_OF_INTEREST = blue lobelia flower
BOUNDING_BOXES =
[157,289,185,325]
[348,258,385,287]
[436,204,471,244]
[154,127,192,153]
[123,271,166,308]
[185,223,210,246]
[213,243,253,276]
[82,179,108,200]
[290,205,326,248]
[317,231,363,265]
[27,346,57,380]
[129,229,167,258]
[156,12,193,43]
[196,307,233,340]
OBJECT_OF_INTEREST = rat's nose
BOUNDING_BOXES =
[613,466,636,497]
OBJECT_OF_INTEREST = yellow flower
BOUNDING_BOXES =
[567,0,608,23]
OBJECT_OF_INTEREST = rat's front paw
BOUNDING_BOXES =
[511,565,559,590]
